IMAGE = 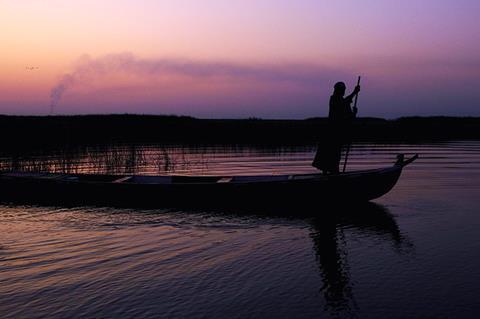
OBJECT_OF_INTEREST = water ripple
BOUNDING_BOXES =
[1,141,480,318]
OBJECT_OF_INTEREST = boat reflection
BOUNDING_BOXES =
[308,203,412,317]
[1,199,411,318]
[183,201,411,317]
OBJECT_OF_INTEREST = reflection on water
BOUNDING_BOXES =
[2,140,479,176]
[1,144,301,175]
[309,203,412,318]
[1,141,474,175]
[1,141,480,318]
[0,202,410,319]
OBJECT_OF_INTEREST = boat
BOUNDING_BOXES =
[0,154,418,207]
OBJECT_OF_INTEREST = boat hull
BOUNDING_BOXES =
[0,162,408,208]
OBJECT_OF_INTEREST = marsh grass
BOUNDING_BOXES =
[0,144,211,175]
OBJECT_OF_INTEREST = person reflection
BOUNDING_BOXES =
[311,215,355,316]
[309,203,411,317]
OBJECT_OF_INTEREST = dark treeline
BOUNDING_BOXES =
[0,114,479,150]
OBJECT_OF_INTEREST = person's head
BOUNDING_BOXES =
[333,82,346,97]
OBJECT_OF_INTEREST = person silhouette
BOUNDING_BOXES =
[312,81,360,174]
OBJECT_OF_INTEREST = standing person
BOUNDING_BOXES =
[312,81,360,174]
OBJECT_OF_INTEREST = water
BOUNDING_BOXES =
[1,141,480,318]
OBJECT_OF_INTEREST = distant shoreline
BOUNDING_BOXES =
[0,114,479,150]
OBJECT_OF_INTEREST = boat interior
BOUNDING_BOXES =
[0,171,324,184]
[0,154,416,185]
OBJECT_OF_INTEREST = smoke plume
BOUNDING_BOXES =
[49,52,347,113]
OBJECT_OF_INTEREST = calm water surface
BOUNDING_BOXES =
[1,141,480,318]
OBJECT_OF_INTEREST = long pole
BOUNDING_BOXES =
[342,76,361,173]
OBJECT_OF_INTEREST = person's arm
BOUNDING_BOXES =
[345,85,361,102]
[346,85,360,118]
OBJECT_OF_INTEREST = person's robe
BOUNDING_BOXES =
[312,94,355,173]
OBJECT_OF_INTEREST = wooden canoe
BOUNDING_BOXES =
[0,154,418,207]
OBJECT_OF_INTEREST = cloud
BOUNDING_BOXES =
[49,52,349,113]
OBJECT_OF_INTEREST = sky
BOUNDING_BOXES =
[1,0,479,118]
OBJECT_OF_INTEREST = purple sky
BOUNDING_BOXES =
[1,0,480,118]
